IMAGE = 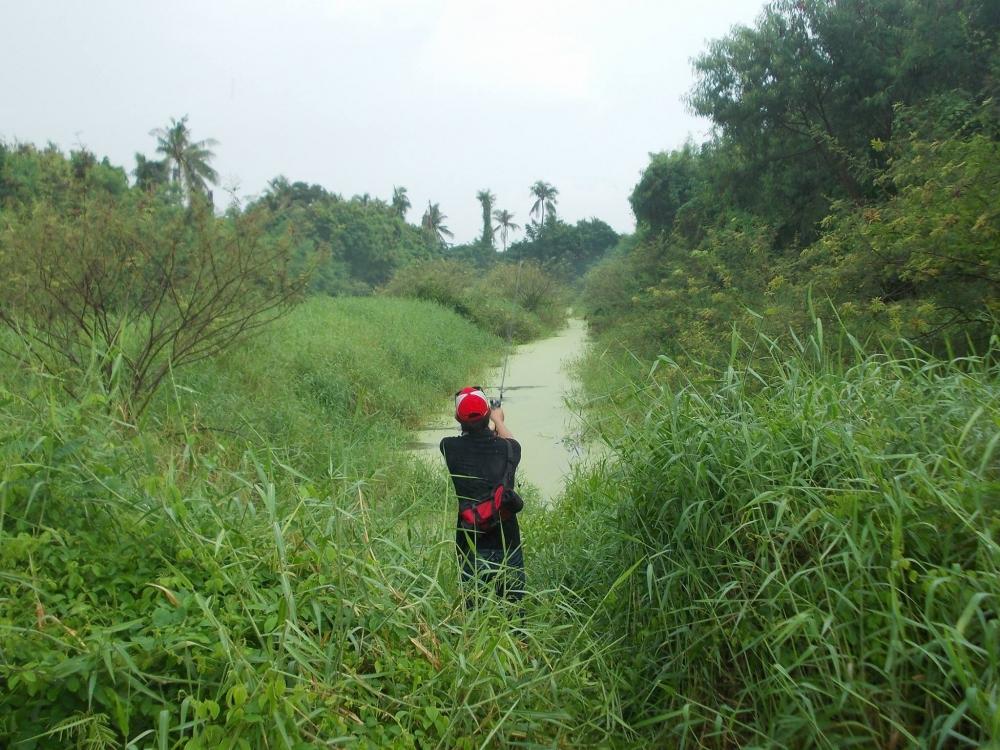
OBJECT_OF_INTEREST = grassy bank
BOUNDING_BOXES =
[5,293,996,748]
[553,323,1000,747]
[0,297,626,748]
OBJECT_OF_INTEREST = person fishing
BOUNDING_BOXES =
[440,386,525,606]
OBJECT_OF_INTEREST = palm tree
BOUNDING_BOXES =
[476,189,496,248]
[150,115,219,204]
[529,180,559,227]
[421,201,453,245]
[492,209,520,252]
[391,186,411,219]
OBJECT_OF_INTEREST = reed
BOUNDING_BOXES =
[3,300,996,747]
[0,297,626,748]
[555,320,1000,747]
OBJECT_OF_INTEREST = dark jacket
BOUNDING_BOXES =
[440,430,522,553]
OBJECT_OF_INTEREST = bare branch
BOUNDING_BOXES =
[0,193,308,419]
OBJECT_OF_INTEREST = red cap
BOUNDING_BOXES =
[455,387,490,423]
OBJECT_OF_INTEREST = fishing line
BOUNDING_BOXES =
[496,260,524,406]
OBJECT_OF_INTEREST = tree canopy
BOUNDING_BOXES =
[391,185,410,218]
[492,209,519,253]
[477,189,496,248]
[686,0,1000,245]
[421,201,454,247]
[586,0,1000,360]
[529,181,559,227]
[509,216,618,278]
[150,115,219,204]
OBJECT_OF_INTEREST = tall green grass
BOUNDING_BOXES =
[551,322,1000,747]
[0,297,627,748]
[150,296,505,474]
[5,295,996,748]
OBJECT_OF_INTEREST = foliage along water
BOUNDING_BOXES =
[3,295,998,748]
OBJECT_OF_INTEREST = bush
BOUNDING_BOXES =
[381,258,475,315]
[0,194,308,418]
[465,297,541,342]
[477,261,567,330]
[798,127,1000,354]
[384,259,567,341]
[584,102,999,368]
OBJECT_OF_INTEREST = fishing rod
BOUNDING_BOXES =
[492,259,524,409]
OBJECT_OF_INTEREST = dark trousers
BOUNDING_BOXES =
[459,545,525,607]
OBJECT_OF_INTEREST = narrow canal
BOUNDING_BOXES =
[411,318,591,503]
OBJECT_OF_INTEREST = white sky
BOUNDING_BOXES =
[1,0,765,244]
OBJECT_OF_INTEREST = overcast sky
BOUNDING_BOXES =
[1,0,765,243]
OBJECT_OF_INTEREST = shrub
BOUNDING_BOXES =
[381,258,475,315]
[476,261,567,330]
[0,195,309,417]
[466,297,541,342]
[384,259,567,341]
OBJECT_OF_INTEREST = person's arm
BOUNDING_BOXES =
[491,406,514,440]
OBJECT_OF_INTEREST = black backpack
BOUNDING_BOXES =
[457,439,523,533]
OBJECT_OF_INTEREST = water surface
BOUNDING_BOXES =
[412,318,590,503]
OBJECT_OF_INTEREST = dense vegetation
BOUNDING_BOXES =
[564,0,1000,745]
[382,259,567,342]
[1,0,998,746]
[584,0,999,363]
[1,298,568,747]
[562,320,999,747]
[250,178,438,296]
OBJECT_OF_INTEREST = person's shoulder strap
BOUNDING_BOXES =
[502,437,515,485]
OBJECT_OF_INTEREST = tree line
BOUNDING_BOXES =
[123,117,605,264]
[0,118,619,417]
[584,0,999,362]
